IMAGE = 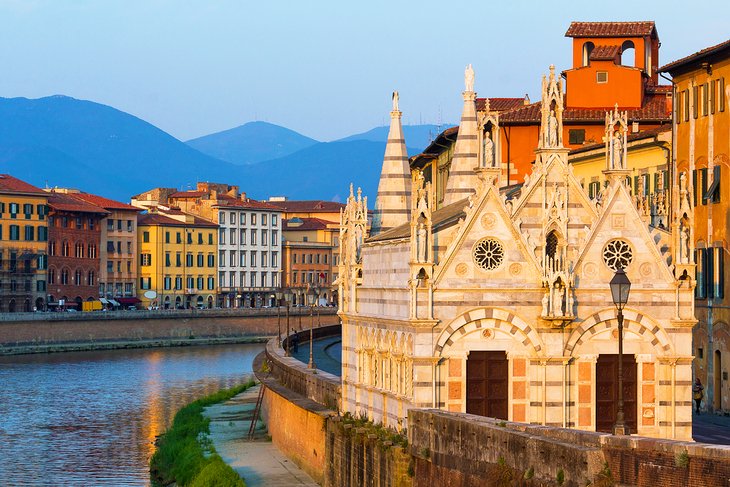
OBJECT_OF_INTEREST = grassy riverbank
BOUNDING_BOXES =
[150,380,256,487]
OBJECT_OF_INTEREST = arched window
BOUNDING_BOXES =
[88,270,95,286]
[49,240,56,256]
[582,41,595,66]
[74,269,82,285]
[61,269,69,285]
[621,40,635,67]
[545,231,559,260]
[62,241,70,257]
[75,242,84,258]
[49,268,56,284]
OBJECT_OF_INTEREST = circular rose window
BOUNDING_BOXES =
[602,239,633,271]
[473,238,504,271]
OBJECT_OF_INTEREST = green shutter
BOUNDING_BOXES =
[720,78,726,112]
[710,80,716,114]
[693,86,699,119]
[693,170,698,206]
[701,168,708,205]
[717,247,725,299]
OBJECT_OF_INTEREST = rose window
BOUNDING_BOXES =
[602,239,633,271]
[473,238,504,271]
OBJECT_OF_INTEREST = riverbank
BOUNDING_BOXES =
[150,380,256,487]
[0,335,269,356]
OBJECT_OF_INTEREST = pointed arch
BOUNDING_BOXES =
[564,307,674,356]
[435,307,544,357]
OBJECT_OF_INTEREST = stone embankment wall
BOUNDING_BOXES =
[409,409,730,487]
[0,308,339,354]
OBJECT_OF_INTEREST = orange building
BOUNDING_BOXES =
[660,38,730,412]
[415,21,673,205]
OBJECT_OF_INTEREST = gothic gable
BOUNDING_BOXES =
[573,180,675,289]
[434,183,542,289]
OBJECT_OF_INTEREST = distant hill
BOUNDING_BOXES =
[336,124,451,154]
[186,121,319,165]
[236,140,421,203]
[0,95,234,201]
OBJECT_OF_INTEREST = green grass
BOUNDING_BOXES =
[150,380,256,487]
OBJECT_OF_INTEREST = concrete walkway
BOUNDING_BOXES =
[203,385,319,487]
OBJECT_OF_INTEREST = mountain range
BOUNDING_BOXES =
[0,95,448,203]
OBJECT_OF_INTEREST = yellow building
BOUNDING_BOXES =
[569,126,672,228]
[137,208,218,309]
[0,174,49,311]
[661,38,730,412]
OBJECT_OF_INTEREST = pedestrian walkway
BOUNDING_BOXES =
[203,385,319,487]
[693,411,730,445]
[290,335,342,376]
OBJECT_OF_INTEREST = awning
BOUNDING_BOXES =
[109,299,120,306]
[99,298,109,305]
[116,297,141,305]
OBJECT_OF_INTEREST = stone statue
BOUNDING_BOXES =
[392,91,399,112]
[548,110,558,147]
[612,131,624,169]
[680,225,690,264]
[483,132,495,167]
[417,224,427,262]
[465,64,475,92]
[566,289,574,316]
[541,291,549,316]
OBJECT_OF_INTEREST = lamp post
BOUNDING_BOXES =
[284,287,292,356]
[274,290,283,347]
[307,286,317,370]
[610,267,631,435]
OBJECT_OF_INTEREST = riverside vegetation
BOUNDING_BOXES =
[150,380,256,487]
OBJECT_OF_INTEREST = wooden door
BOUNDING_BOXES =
[466,351,508,420]
[595,354,637,433]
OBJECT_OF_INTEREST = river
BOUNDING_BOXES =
[0,343,263,486]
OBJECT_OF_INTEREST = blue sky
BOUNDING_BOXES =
[0,0,727,141]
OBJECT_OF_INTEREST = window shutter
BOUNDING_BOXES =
[707,247,715,299]
[644,175,650,195]
[684,89,691,121]
[677,91,682,124]
[634,176,640,196]
[710,80,716,114]
[696,249,707,299]
[720,78,726,112]
[653,172,660,193]
[717,247,725,299]
[701,167,708,205]
[693,169,698,206]
[703,83,709,116]
[663,171,669,192]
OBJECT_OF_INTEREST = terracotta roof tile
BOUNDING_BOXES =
[47,192,110,215]
[69,192,140,212]
[499,94,670,124]
[138,212,217,228]
[267,200,346,212]
[476,97,527,112]
[590,45,620,61]
[0,174,47,195]
[565,21,656,38]
[660,38,730,74]
[213,195,281,210]
[283,217,337,231]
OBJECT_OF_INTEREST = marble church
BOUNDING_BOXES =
[337,65,696,440]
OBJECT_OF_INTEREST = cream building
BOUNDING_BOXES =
[338,66,696,440]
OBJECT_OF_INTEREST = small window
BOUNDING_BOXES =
[698,348,704,359]
[568,129,585,145]
[596,71,608,84]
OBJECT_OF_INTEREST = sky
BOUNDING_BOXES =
[0,0,728,142]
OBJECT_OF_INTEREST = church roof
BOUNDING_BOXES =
[565,21,656,38]
[367,197,468,243]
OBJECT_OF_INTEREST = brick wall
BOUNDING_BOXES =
[0,309,339,348]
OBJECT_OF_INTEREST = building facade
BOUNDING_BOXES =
[339,66,695,440]
[661,39,730,412]
[137,209,218,309]
[282,217,337,305]
[65,192,141,307]
[46,190,108,308]
[133,182,282,308]
[0,175,49,312]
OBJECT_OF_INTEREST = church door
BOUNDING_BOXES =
[596,354,637,433]
[466,351,508,420]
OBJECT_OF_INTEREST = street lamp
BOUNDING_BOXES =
[275,289,283,347]
[307,286,318,370]
[609,266,631,435]
[284,287,293,356]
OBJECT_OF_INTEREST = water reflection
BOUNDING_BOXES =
[0,344,263,486]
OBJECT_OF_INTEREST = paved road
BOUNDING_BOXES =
[204,385,319,487]
[693,412,730,444]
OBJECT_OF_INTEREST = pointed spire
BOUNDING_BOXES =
[371,91,412,235]
[443,65,480,206]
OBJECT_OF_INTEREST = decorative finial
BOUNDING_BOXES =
[392,91,399,112]
[465,64,475,92]
[349,183,354,198]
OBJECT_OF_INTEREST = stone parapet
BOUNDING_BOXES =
[264,325,342,410]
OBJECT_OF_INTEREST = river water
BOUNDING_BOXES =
[0,343,263,486]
